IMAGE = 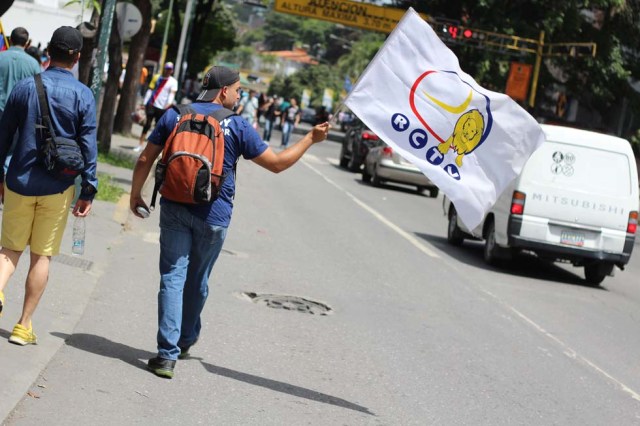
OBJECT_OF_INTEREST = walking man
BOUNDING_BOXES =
[0,26,98,345]
[280,97,301,148]
[135,62,178,152]
[130,65,329,379]
[0,27,41,171]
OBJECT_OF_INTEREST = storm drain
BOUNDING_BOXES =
[241,292,332,316]
[53,253,94,271]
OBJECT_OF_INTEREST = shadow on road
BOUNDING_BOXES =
[50,332,153,372]
[415,232,604,289]
[197,359,374,416]
[49,332,374,415]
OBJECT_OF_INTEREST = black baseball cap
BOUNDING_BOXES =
[50,26,83,54]
[196,66,240,102]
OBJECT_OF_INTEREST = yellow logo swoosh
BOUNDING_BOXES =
[423,89,473,114]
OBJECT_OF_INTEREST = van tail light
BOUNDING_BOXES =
[362,131,379,140]
[382,146,393,157]
[628,211,638,234]
[510,191,526,215]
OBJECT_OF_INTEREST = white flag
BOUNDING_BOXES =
[344,8,545,230]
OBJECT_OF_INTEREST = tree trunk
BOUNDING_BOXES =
[78,8,100,86]
[97,10,123,154]
[113,0,152,136]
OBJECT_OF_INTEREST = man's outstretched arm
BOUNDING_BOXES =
[252,122,329,173]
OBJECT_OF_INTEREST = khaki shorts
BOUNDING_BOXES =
[1,185,75,256]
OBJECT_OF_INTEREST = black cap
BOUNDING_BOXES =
[196,66,240,102]
[50,26,83,54]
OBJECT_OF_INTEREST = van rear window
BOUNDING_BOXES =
[521,141,632,197]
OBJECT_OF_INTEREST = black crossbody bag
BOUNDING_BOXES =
[34,74,84,182]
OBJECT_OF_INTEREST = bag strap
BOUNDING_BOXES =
[148,76,169,106]
[34,74,57,138]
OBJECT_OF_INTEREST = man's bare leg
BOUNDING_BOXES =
[17,252,50,327]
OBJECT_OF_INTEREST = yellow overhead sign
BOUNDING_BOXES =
[274,0,420,34]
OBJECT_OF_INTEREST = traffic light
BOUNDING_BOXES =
[443,24,474,40]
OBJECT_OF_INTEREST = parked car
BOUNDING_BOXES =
[300,107,317,125]
[443,124,639,286]
[362,144,439,197]
[339,119,381,172]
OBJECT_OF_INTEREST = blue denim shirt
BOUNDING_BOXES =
[0,67,98,200]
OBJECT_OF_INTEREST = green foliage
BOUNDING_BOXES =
[63,0,101,14]
[97,152,136,170]
[151,1,237,76]
[268,64,341,108]
[336,33,385,82]
[95,173,126,203]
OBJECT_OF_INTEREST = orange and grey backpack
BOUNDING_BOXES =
[150,105,235,209]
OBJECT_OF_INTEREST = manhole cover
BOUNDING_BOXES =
[240,292,332,316]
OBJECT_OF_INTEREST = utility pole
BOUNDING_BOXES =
[529,31,545,108]
[158,0,174,70]
[90,0,118,102]
[174,0,195,81]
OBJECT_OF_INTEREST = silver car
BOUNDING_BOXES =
[362,144,439,197]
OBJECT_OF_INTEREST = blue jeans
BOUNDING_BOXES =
[281,121,294,147]
[263,119,274,142]
[157,201,227,360]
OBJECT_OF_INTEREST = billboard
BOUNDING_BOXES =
[274,0,417,34]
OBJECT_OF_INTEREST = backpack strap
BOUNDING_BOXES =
[34,74,57,138]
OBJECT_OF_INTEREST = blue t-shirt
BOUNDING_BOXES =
[148,102,268,227]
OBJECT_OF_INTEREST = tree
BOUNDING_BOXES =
[97,9,123,153]
[113,0,153,136]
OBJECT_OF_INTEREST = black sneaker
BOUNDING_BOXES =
[178,338,198,360]
[147,357,176,379]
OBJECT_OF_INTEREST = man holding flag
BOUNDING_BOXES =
[344,8,544,231]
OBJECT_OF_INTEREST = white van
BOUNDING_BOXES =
[444,124,639,285]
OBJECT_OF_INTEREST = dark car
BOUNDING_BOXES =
[339,118,382,172]
[300,107,317,124]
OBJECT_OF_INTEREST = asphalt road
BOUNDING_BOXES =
[3,131,640,425]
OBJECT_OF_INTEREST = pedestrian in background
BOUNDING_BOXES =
[0,27,41,172]
[0,26,98,346]
[135,62,178,152]
[280,97,301,148]
[129,65,330,379]
[237,89,258,129]
[261,96,277,143]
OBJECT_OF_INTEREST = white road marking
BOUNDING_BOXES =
[301,159,439,258]
[481,288,640,402]
[302,156,640,403]
[325,157,339,166]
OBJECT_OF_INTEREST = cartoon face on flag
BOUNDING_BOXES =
[344,8,544,230]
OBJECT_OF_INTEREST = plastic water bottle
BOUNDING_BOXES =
[72,217,85,256]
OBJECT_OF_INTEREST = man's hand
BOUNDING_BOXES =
[73,199,92,217]
[311,122,330,143]
[130,195,150,218]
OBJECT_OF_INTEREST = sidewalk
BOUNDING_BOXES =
[0,132,142,423]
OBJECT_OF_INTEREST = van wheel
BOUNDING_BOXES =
[483,219,500,266]
[584,262,613,286]
[447,207,465,246]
